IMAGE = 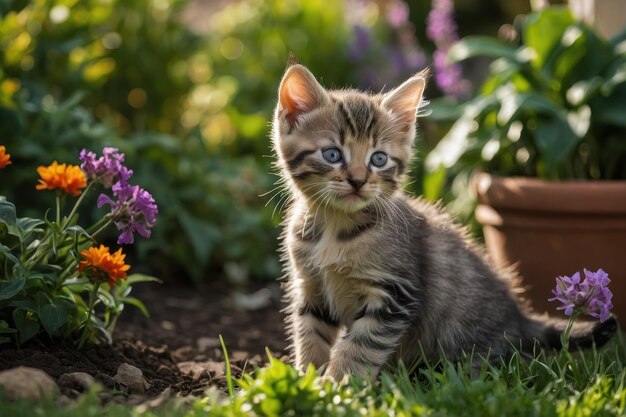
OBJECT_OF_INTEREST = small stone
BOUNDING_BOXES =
[0,367,58,401]
[58,372,95,392]
[114,363,150,394]
[177,361,208,380]
[231,350,248,362]
[172,346,195,362]
[232,288,273,310]
[196,337,220,352]
[205,361,226,377]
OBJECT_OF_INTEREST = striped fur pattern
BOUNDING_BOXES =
[271,64,617,380]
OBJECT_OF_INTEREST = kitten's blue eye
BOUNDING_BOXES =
[370,151,388,167]
[322,147,343,163]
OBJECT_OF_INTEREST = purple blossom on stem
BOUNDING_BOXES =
[549,269,613,322]
[426,0,470,99]
[386,1,409,29]
[347,25,372,62]
[80,147,133,189]
[97,180,158,245]
[426,0,459,44]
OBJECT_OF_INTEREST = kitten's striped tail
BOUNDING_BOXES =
[524,315,618,351]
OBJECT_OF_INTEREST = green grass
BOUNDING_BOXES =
[2,334,626,417]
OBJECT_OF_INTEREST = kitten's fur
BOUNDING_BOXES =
[272,63,617,380]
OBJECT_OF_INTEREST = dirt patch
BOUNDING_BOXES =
[0,281,288,400]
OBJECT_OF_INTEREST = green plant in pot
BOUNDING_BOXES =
[425,6,626,323]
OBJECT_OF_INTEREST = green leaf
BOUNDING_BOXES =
[496,91,563,126]
[535,114,579,176]
[0,200,17,226]
[548,24,613,88]
[12,309,40,345]
[447,36,524,64]
[427,98,465,122]
[38,300,70,335]
[0,320,17,334]
[122,296,150,318]
[425,96,499,171]
[65,225,91,238]
[523,7,575,68]
[97,288,116,308]
[124,273,162,286]
[8,299,38,313]
[0,274,26,300]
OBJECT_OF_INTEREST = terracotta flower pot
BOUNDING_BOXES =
[473,173,626,327]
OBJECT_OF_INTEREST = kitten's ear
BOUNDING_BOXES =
[278,64,327,128]
[381,73,427,133]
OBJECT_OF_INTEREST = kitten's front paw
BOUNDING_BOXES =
[323,364,348,383]
[324,361,376,382]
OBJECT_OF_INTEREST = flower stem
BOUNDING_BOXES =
[64,181,94,228]
[55,194,61,224]
[78,282,101,349]
[560,313,578,351]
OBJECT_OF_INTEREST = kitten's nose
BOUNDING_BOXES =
[347,176,366,191]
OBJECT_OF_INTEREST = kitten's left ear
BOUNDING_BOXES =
[381,73,427,133]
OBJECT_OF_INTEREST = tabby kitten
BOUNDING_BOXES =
[272,63,617,380]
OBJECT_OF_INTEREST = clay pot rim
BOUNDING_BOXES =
[473,172,626,214]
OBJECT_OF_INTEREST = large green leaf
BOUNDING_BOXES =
[12,309,40,345]
[425,96,499,171]
[548,24,613,89]
[15,217,44,240]
[447,36,523,64]
[0,275,26,300]
[124,273,162,286]
[121,296,150,318]
[535,114,579,175]
[523,7,575,69]
[496,91,563,126]
[38,299,70,335]
[0,200,17,226]
[8,299,38,313]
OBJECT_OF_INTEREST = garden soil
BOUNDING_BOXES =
[0,281,288,402]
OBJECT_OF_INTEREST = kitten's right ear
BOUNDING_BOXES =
[278,65,327,128]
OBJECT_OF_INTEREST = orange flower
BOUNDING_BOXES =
[0,146,11,169]
[36,161,86,196]
[78,245,130,287]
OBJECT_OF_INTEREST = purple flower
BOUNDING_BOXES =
[347,25,372,62]
[426,0,470,99]
[549,269,613,322]
[426,0,459,45]
[80,147,133,189]
[386,1,409,29]
[97,181,158,245]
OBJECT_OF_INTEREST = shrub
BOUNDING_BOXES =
[0,148,158,347]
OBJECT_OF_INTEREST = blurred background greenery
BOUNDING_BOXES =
[0,0,565,283]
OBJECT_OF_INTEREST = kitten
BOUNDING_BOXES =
[271,63,617,380]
